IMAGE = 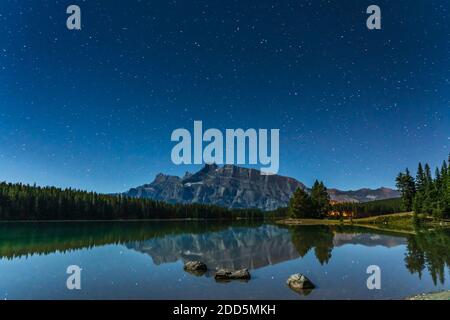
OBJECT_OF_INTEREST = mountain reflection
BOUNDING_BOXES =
[127,225,407,269]
[0,221,448,283]
[127,225,300,270]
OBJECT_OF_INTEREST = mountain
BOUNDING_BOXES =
[327,187,400,203]
[123,164,399,211]
[125,164,305,211]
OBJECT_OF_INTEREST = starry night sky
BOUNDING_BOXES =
[0,0,449,193]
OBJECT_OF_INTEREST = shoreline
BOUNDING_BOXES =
[406,290,450,300]
[276,212,450,234]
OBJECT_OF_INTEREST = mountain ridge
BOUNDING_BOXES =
[123,164,400,211]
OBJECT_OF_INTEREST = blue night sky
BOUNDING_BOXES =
[0,0,449,193]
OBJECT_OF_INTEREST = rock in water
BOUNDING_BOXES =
[214,268,251,281]
[286,274,315,291]
[184,261,207,272]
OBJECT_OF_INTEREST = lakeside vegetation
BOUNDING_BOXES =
[349,212,418,233]
[331,198,403,218]
[0,180,405,224]
[287,183,405,220]
[284,155,450,232]
[1,155,448,227]
[278,212,419,234]
[0,182,284,221]
[288,180,331,219]
[396,156,450,220]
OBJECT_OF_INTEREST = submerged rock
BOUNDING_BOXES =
[286,274,315,292]
[184,261,208,272]
[214,268,251,281]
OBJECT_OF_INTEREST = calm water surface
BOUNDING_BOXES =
[0,221,449,300]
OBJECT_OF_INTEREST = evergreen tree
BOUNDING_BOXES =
[424,164,432,183]
[440,160,447,179]
[310,180,331,218]
[413,163,426,214]
[415,163,425,190]
[439,160,450,218]
[395,168,416,212]
[422,164,434,215]
[288,188,313,219]
[445,164,450,217]
[406,156,450,219]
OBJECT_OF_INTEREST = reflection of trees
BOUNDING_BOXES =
[405,229,450,285]
[0,221,261,259]
[289,226,334,265]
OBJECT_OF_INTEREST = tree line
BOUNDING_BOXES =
[3,154,448,221]
[331,198,402,218]
[288,184,403,219]
[0,182,283,221]
[288,180,331,219]
[396,155,449,219]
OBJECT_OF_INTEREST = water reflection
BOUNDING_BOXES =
[289,226,335,265]
[0,221,257,259]
[405,230,450,285]
[127,224,299,270]
[0,221,449,284]
[128,224,413,271]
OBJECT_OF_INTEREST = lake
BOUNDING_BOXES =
[0,221,449,300]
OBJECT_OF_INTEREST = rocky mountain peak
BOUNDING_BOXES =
[123,165,400,211]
